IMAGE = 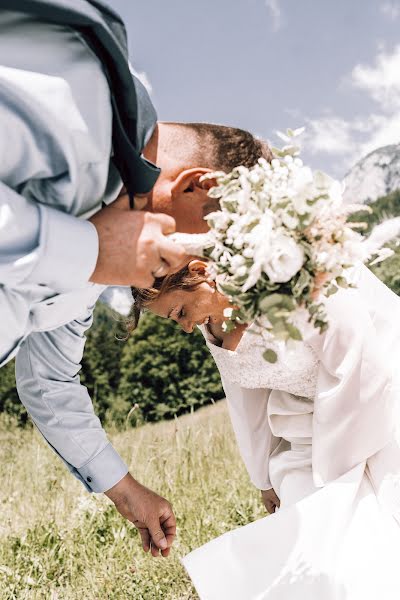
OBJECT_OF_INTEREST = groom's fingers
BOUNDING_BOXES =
[156,212,178,236]
[137,526,151,553]
[157,236,187,272]
[89,208,187,287]
[159,511,177,557]
[152,212,187,272]
[160,511,177,547]
[148,521,168,554]
[136,213,186,284]
[147,508,177,556]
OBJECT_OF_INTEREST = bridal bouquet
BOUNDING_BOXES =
[199,129,366,362]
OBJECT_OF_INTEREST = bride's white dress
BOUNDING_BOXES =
[182,265,400,600]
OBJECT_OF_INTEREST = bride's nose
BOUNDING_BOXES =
[181,318,194,333]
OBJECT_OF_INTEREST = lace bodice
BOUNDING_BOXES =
[202,325,319,398]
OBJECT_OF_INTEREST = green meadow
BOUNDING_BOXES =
[0,403,265,599]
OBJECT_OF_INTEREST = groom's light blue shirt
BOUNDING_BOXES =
[0,10,129,492]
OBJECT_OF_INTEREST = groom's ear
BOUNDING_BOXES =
[168,168,220,233]
[170,168,217,200]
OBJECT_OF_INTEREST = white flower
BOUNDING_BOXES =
[200,126,363,361]
[229,254,246,271]
[207,210,231,230]
[313,170,333,190]
[280,211,299,230]
[290,166,315,214]
[243,247,255,259]
[236,265,248,278]
[263,232,305,283]
[327,179,343,206]
[271,158,281,169]
[219,251,232,266]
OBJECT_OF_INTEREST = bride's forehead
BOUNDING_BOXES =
[151,287,186,308]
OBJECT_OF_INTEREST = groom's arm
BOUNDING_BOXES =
[15,310,128,492]
[15,313,176,556]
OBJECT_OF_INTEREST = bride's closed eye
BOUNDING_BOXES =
[168,307,185,321]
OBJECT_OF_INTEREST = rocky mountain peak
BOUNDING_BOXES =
[343,144,400,204]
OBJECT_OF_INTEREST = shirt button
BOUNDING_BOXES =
[87,476,92,483]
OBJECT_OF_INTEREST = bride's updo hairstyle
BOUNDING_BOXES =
[128,264,209,333]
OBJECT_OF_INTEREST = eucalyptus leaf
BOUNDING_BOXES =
[287,323,303,341]
[259,293,295,313]
[336,276,349,288]
[292,270,311,297]
[326,284,338,297]
[219,283,240,296]
[263,349,278,363]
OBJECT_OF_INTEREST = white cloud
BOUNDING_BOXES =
[305,112,400,174]
[380,1,400,20]
[351,45,400,111]
[100,287,133,315]
[265,0,282,32]
[304,116,357,156]
[305,45,400,174]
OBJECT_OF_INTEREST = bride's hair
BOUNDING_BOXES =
[128,264,208,333]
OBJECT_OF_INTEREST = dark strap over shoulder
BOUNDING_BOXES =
[0,0,161,198]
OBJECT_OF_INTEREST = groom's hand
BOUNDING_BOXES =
[104,473,176,558]
[89,195,187,287]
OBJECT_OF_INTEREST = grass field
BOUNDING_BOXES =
[0,402,266,599]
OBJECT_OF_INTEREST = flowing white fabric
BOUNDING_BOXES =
[183,461,400,600]
[182,265,400,599]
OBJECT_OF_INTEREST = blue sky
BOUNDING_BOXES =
[108,0,400,178]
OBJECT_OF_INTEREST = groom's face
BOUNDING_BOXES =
[144,168,220,234]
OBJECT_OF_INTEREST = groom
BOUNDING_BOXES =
[0,4,272,558]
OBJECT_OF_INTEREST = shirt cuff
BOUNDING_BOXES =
[77,443,129,493]
[250,473,272,491]
[26,204,99,293]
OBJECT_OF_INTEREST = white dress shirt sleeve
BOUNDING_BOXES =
[221,376,280,491]
[15,310,128,493]
[0,176,99,294]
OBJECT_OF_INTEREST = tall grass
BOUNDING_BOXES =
[0,403,265,599]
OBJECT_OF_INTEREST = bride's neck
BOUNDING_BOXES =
[207,320,248,351]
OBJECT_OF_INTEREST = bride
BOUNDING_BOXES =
[130,259,400,600]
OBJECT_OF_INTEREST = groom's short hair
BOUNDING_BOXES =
[166,122,273,172]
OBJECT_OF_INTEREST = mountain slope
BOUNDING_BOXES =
[343,144,400,204]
